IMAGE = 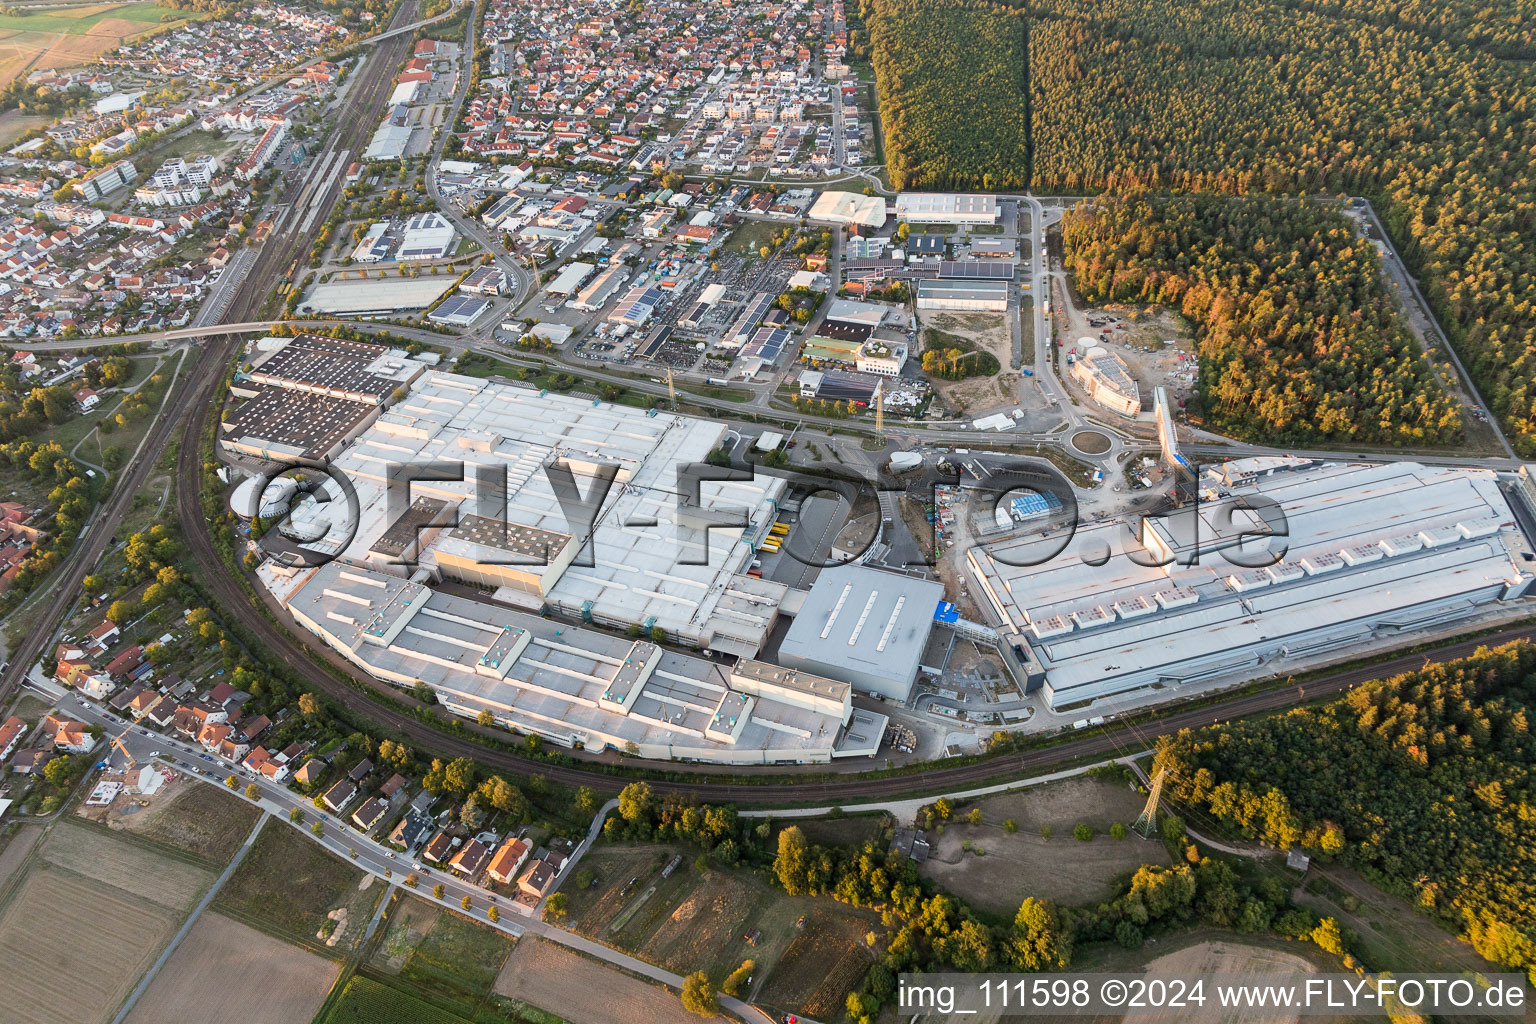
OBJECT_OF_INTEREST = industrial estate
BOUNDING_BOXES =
[0,0,1531,1020]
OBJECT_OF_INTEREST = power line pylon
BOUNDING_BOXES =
[1132,767,1166,840]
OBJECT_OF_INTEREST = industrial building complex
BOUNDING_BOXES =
[288,561,887,763]
[777,564,945,702]
[260,368,791,658]
[968,458,1534,710]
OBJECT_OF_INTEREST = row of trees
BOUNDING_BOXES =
[1061,193,1461,445]
[1155,641,1536,983]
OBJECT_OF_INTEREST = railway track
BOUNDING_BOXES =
[25,0,1536,808]
[0,1,420,707]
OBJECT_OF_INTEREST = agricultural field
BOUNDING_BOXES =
[1123,939,1317,1024]
[0,109,45,146]
[213,820,383,952]
[369,896,515,1017]
[36,819,213,912]
[493,937,730,1024]
[756,908,876,1020]
[123,912,340,1024]
[0,823,41,888]
[563,842,878,1015]
[0,3,191,90]
[770,813,887,849]
[316,975,474,1024]
[89,773,259,865]
[0,823,212,1024]
[919,776,1172,914]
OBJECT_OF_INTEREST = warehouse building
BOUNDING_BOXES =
[808,190,888,229]
[895,193,999,225]
[967,458,1536,710]
[777,564,945,702]
[268,372,792,656]
[427,294,491,326]
[548,261,596,298]
[1071,344,1141,416]
[397,212,456,260]
[288,561,887,763]
[916,278,1009,312]
[571,265,628,311]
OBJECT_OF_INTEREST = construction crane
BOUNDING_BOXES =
[109,724,137,772]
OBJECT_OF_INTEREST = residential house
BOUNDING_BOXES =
[486,837,530,885]
[45,713,95,753]
[292,759,324,787]
[422,831,453,864]
[516,857,559,898]
[351,796,389,832]
[322,779,357,812]
[86,618,121,651]
[449,838,491,878]
[10,748,57,775]
[0,716,27,762]
[104,644,145,680]
[388,812,431,850]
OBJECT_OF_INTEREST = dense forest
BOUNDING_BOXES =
[1061,194,1462,445]
[1027,0,1536,452]
[862,0,1031,191]
[1155,642,1536,983]
[863,0,1536,451]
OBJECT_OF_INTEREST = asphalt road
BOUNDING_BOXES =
[44,681,772,1023]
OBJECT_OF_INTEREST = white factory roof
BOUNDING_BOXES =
[398,212,456,260]
[895,193,999,223]
[969,460,1533,705]
[824,299,887,327]
[808,190,887,228]
[363,123,412,161]
[288,372,789,650]
[287,561,872,763]
[777,564,944,684]
[548,261,596,297]
[299,276,455,315]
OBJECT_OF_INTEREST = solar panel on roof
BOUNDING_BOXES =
[939,260,1014,280]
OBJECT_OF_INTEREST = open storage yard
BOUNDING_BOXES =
[213,820,382,952]
[124,911,340,1024]
[0,822,213,1024]
[494,936,731,1024]
[919,775,1172,913]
